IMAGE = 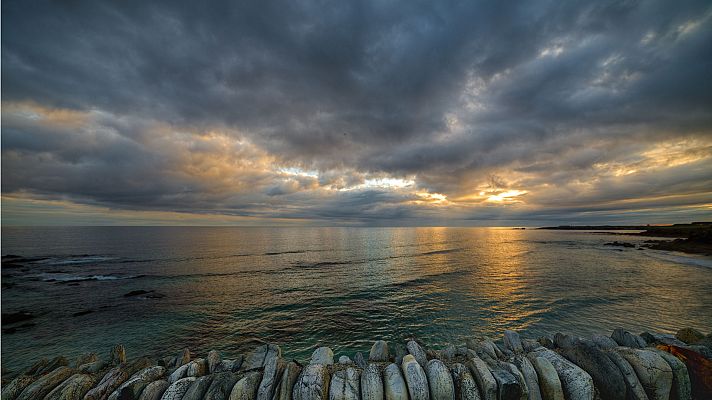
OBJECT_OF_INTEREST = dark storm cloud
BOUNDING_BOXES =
[2,0,712,224]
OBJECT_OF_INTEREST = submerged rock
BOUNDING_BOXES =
[425,359,454,400]
[383,363,408,400]
[402,354,430,400]
[527,355,564,400]
[229,371,262,400]
[293,364,330,400]
[16,366,75,400]
[616,348,673,400]
[558,340,626,400]
[203,372,239,400]
[138,380,169,400]
[160,376,196,400]
[310,347,334,366]
[329,367,360,400]
[449,363,480,400]
[370,341,390,362]
[361,364,384,400]
[273,361,301,400]
[407,341,428,367]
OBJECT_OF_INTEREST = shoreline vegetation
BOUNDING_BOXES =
[2,326,711,400]
[537,222,712,256]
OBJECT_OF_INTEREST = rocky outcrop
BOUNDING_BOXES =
[181,375,214,400]
[204,372,239,400]
[616,348,673,400]
[16,366,74,400]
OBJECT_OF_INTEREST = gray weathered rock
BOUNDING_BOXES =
[407,341,428,367]
[511,355,541,400]
[521,339,541,353]
[204,372,240,400]
[181,375,215,400]
[168,364,189,384]
[36,356,69,376]
[384,363,408,400]
[24,358,49,376]
[603,351,648,400]
[504,331,524,354]
[310,347,334,366]
[293,364,330,400]
[394,343,408,365]
[186,358,207,377]
[160,377,196,400]
[256,356,284,400]
[329,367,360,400]
[1,374,35,400]
[558,341,626,400]
[245,345,282,370]
[16,366,74,400]
[425,359,454,400]
[78,359,106,374]
[207,350,221,374]
[441,345,457,363]
[496,362,528,400]
[449,363,481,400]
[273,361,301,400]
[402,354,430,400]
[553,333,579,350]
[591,334,619,349]
[230,371,263,400]
[216,359,241,373]
[651,349,691,400]
[370,341,390,362]
[138,380,169,400]
[109,365,166,400]
[74,353,98,368]
[339,356,352,365]
[354,353,368,370]
[361,364,384,400]
[529,348,593,400]
[110,345,127,365]
[490,369,521,400]
[616,348,673,400]
[178,349,191,367]
[611,328,646,348]
[640,332,687,347]
[44,373,96,400]
[466,356,497,400]
[526,355,564,400]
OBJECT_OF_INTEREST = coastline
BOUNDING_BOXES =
[3,327,711,400]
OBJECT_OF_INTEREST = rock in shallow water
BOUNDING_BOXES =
[16,366,74,400]
[256,356,284,400]
[504,330,524,354]
[245,344,281,370]
[310,347,334,366]
[207,350,221,374]
[370,341,390,362]
[273,361,301,400]
[44,373,96,400]
[361,364,384,400]
[109,365,166,400]
[676,328,705,345]
[1,374,35,400]
[181,374,214,400]
[612,328,646,349]
[383,363,408,400]
[603,350,648,400]
[402,354,430,400]
[407,341,428,367]
[293,364,330,400]
[511,355,541,400]
[167,364,189,384]
[354,353,368,370]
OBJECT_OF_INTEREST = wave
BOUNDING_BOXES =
[41,273,145,283]
[643,251,712,269]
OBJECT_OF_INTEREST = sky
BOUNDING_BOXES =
[2,0,712,226]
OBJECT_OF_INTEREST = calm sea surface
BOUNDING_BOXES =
[2,226,711,372]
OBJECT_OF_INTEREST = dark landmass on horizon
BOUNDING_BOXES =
[539,222,712,256]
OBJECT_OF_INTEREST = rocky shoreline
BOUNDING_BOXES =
[2,327,711,400]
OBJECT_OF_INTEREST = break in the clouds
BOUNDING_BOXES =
[2,0,712,225]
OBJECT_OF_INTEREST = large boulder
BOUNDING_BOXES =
[497,362,528,400]
[16,366,75,400]
[354,353,368,370]
[44,373,96,400]
[160,376,196,400]
[370,341,390,362]
[181,375,214,400]
[504,331,524,354]
[676,328,705,345]
[329,367,360,400]
[383,363,408,400]
[407,341,428,367]
[466,356,497,400]
[244,345,281,370]
[615,348,673,400]
[109,365,166,400]
[293,364,330,400]
[511,355,542,400]
[256,356,284,400]
[529,348,593,400]
[394,343,409,365]
[110,345,127,366]
[449,363,480,400]
[527,355,564,400]
[229,371,263,400]
[167,364,189,384]
[204,372,239,400]
[558,341,626,400]
[207,350,222,374]
[425,360,455,400]
[1,375,36,400]
[361,364,384,400]
[490,369,521,400]
[611,328,646,348]
[137,380,169,400]
[273,361,301,400]
[402,354,430,400]
[186,359,207,377]
[310,347,334,366]
[591,335,618,349]
[651,349,691,400]
[603,351,648,400]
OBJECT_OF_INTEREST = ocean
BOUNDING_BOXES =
[2,226,711,372]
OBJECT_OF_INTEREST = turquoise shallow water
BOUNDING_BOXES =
[2,226,711,372]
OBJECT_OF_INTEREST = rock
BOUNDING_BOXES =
[85,358,152,400]
[511,355,542,400]
[499,362,528,400]
[38,356,69,375]
[553,333,579,349]
[383,363,408,400]
[440,345,457,362]
[256,356,284,400]
[167,364,189,384]
[216,359,241,373]
[310,347,334,366]
[611,328,646,348]
[74,353,99,368]
[402,354,430,400]
[109,365,166,400]
[529,348,593,400]
[603,351,648,400]
[449,363,480,400]
[16,366,74,400]
[110,345,127,365]
[361,364,384,400]
[160,376,196,400]
[186,358,207,377]
[394,343,408,365]
[466,356,497,400]
[339,356,352,365]
[425,359,454,400]
[370,341,390,362]
[207,350,221,374]
[2,375,36,400]
[354,353,368,369]
[293,364,330,400]
[178,349,191,366]
[407,341,428,367]
[558,341,626,400]
[527,355,564,400]
[182,375,215,400]
[615,348,673,400]
[591,334,618,349]
[490,369,521,400]
[44,373,95,400]
[329,367,360,400]
[230,371,262,400]
[24,358,49,375]
[537,337,554,349]
[658,344,712,400]
[504,331,524,354]
[78,359,106,374]
[245,345,282,370]
[273,361,301,400]
[650,349,691,400]
[138,380,169,400]
[676,328,705,345]
[521,339,542,353]
[640,332,687,347]
[204,372,239,400]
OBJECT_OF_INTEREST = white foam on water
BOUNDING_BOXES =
[644,250,712,269]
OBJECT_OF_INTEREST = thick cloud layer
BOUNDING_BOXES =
[2,0,711,225]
